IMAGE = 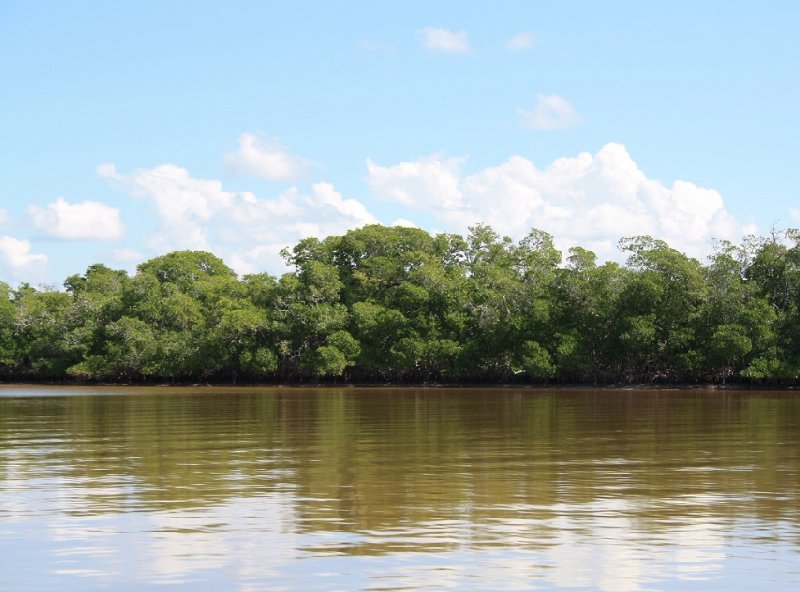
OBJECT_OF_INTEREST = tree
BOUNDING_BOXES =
[0,282,16,375]
[520,340,555,380]
[618,236,708,381]
[553,248,626,383]
[13,285,77,378]
[708,324,752,385]
[62,264,131,380]
[745,230,800,379]
[1,226,798,385]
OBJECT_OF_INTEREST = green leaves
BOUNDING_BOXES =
[3,225,800,385]
[520,340,555,379]
[300,332,360,378]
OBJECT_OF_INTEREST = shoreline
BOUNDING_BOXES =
[0,381,797,392]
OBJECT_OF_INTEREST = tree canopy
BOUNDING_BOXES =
[2,225,799,385]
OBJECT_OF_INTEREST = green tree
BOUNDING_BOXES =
[744,230,800,379]
[618,236,708,381]
[2,226,798,386]
[708,324,752,384]
[124,251,241,380]
[13,285,77,378]
[61,264,131,380]
[554,248,626,383]
[0,282,17,375]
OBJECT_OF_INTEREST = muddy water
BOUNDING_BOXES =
[1,386,799,590]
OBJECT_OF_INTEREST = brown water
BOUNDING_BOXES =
[1,386,799,591]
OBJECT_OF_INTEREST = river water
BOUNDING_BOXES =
[1,386,799,591]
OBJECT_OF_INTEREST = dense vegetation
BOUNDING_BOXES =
[2,224,800,385]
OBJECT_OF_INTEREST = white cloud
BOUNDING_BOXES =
[102,163,379,276]
[223,133,308,181]
[219,182,378,274]
[418,27,470,54]
[366,155,466,212]
[366,143,749,262]
[392,218,418,228]
[98,143,749,278]
[311,182,377,227]
[790,207,800,222]
[519,94,582,130]
[28,197,123,240]
[0,235,48,276]
[505,32,535,51]
[100,162,239,251]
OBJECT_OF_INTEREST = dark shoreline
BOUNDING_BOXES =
[1,381,797,391]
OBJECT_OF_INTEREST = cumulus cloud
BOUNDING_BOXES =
[219,182,379,274]
[28,197,124,240]
[312,182,376,226]
[366,156,466,211]
[223,133,309,181]
[0,236,47,276]
[99,162,238,251]
[505,32,535,51]
[418,27,470,54]
[392,218,418,228]
[101,163,378,275]
[790,207,800,223]
[366,143,749,262]
[519,94,582,130]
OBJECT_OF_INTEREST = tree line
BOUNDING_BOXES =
[2,224,799,385]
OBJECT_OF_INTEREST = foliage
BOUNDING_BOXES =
[3,226,800,384]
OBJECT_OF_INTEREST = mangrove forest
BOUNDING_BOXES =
[2,224,800,385]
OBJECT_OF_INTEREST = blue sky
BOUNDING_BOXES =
[1,1,798,284]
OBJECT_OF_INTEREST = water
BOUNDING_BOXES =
[1,386,799,591]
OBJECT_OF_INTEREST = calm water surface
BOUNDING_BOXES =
[1,386,799,591]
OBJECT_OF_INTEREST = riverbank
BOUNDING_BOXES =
[1,380,797,391]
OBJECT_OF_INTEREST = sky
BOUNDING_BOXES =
[1,1,799,285]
